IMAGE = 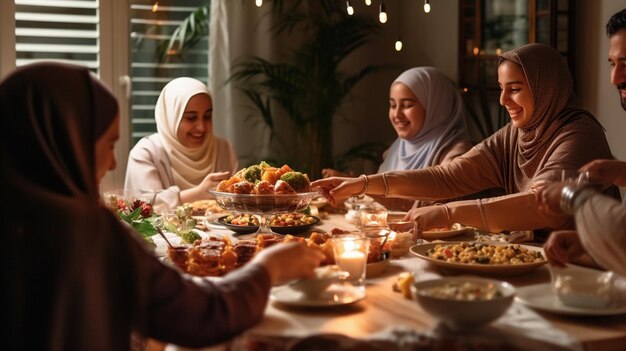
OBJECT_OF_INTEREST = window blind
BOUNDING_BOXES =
[15,0,99,71]
[129,0,209,145]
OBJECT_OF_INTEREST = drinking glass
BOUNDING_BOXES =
[359,205,388,229]
[561,170,589,184]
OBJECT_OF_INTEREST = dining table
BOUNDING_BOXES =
[152,208,626,351]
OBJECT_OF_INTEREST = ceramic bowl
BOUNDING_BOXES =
[412,277,515,330]
[549,264,615,308]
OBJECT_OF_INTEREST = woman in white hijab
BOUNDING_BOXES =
[323,67,472,210]
[125,77,238,209]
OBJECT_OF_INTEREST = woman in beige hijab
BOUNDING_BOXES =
[313,43,619,234]
[125,77,238,208]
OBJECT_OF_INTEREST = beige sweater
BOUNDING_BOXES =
[576,194,626,277]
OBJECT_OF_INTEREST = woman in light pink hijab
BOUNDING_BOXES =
[323,67,473,211]
[125,77,238,209]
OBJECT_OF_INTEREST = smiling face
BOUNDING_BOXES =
[498,60,535,129]
[94,113,120,184]
[389,82,426,140]
[176,93,213,148]
[609,28,626,111]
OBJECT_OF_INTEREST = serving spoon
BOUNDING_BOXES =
[156,227,174,249]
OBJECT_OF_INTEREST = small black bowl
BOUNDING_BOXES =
[215,215,320,235]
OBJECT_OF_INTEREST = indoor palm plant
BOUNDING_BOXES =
[162,0,386,177]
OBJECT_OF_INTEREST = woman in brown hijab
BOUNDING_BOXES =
[313,44,619,233]
[0,62,324,350]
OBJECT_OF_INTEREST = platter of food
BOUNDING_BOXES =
[421,223,471,240]
[410,241,546,276]
[216,213,321,235]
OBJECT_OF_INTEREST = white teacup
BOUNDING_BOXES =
[550,264,615,308]
[289,265,349,299]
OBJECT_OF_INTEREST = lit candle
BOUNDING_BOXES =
[339,250,366,280]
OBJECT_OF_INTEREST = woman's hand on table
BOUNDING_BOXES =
[311,176,362,206]
[543,230,585,267]
[252,242,325,286]
[404,205,449,231]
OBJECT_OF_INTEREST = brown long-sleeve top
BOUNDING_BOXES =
[377,116,617,233]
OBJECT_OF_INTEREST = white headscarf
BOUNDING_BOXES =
[378,67,469,172]
[155,77,219,189]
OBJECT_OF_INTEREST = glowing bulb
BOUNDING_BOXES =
[347,1,354,15]
[379,12,388,23]
[365,0,372,5]
[496,48,502,55]
[151,1,158,12]
[424,2,431,13]
[473,47,479,55]
[395,39,403,51]
[379,3,387,23]
[255,0,263,7]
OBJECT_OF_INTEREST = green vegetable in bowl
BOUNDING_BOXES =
[280,171,310,192]
[180,230,202,244]
[243,164,262,184]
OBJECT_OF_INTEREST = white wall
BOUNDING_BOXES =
[576,0,626,161]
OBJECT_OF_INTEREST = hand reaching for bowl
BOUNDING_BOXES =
[311,176,367,207]
[543,230,586,267]
[252,242,326,286]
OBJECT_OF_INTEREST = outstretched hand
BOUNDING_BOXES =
[310,176,363,207]
[252,242,326,286]
[580,159,626,187]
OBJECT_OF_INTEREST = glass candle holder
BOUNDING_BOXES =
[358,205,388,229]
[331,234,370,287]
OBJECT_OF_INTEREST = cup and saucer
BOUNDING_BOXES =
[270,266,365,307]
[516,264,626,316]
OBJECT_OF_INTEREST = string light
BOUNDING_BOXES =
[395,37,403,51]
[346,0,354,15]
[255,0,263,7]
[151,1,158,12]
[365,0,372,5]
[379,1,387,24]
[424,0,431,13]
